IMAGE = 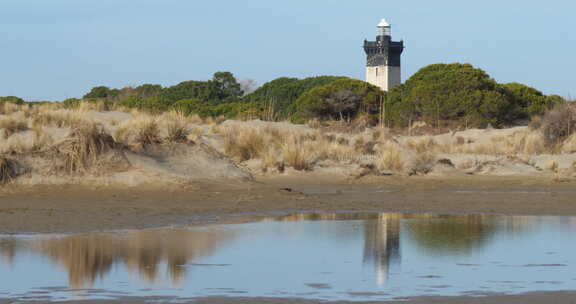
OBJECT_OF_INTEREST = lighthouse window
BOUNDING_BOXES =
[376,68,378,76]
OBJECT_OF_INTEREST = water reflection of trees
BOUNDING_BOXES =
[0,213,544,289]
[405,215,498,255]
[404,214,536,256]
[0,229,235,289]
[0,238,17,264]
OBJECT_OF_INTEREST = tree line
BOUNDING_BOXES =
[2,63,566,128]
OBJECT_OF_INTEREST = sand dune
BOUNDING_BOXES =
[1,105,575,189]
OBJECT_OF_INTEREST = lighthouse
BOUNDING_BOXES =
[363,19,404,91]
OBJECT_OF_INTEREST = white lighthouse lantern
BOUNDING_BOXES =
[377,18,391,37]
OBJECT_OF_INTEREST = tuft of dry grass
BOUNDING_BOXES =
[115,116,161,150]
[187,114,204,125]
[431,129,550,156]
[37,102,64,111]
[32,110,85,128]
[522,131,546,155]
[223,127,265,161]
[205,115,226,125]
[261,148,282,173]
[78,100,109,112]
[561,134,576,153]
[187,126,204,142]
[306,118,322,129]
[0,157,18,184]
[53,122,116,173]
[161,112,190,143]
[316,140,357,163]
[0,126,55,155]
[0,134,28,154]
[31,125,54,151]
[282,137,314,171]
[376,143,404,172]
[166,121,189,143]
[405,136,436,154]
[0,102,20,115]
[409,152,437,175]
[0,116,28,138]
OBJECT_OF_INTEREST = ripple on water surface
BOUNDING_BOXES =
[1,213,576,301]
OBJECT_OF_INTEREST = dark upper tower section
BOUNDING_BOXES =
[364,19,404,67]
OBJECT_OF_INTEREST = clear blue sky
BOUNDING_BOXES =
[1,0,574,101]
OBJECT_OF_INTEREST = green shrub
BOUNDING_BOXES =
[161,81,214,102]
[0,96,25,105]
[160,72,242,103]
[83,86,118,99]
[387,63,514,128]
[243,76,346,119]
[63,98,81,109]
[502,82,561,118]
[171,99,205,115]
[292,78,385,123]
[116,96,173,112]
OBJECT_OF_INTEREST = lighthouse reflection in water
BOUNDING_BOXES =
[362,213,400,286]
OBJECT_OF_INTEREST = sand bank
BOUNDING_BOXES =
[1,175,575,234]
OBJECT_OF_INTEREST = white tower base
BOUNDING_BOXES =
[366,66,401,92]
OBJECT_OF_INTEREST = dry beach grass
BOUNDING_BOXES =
[0,101,575,187]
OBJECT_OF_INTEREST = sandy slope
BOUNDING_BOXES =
[2,109,576,188]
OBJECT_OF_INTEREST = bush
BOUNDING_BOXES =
[63,98,81,109]
[160,72,242,103]
[160,80,214,103]
[386,63,516,128]
[0,96,25,105]
[83,86,118,99]
[116,96,173,112]
[539,103,576,147]
[293,78,384,123]
[170,99,251,118]
[243,76,346,119]
[502,83,561,118]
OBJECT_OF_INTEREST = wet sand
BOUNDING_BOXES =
[1,175,576,234]
[2,175,576,303]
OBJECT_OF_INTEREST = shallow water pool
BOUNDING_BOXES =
[1,213,576,301]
